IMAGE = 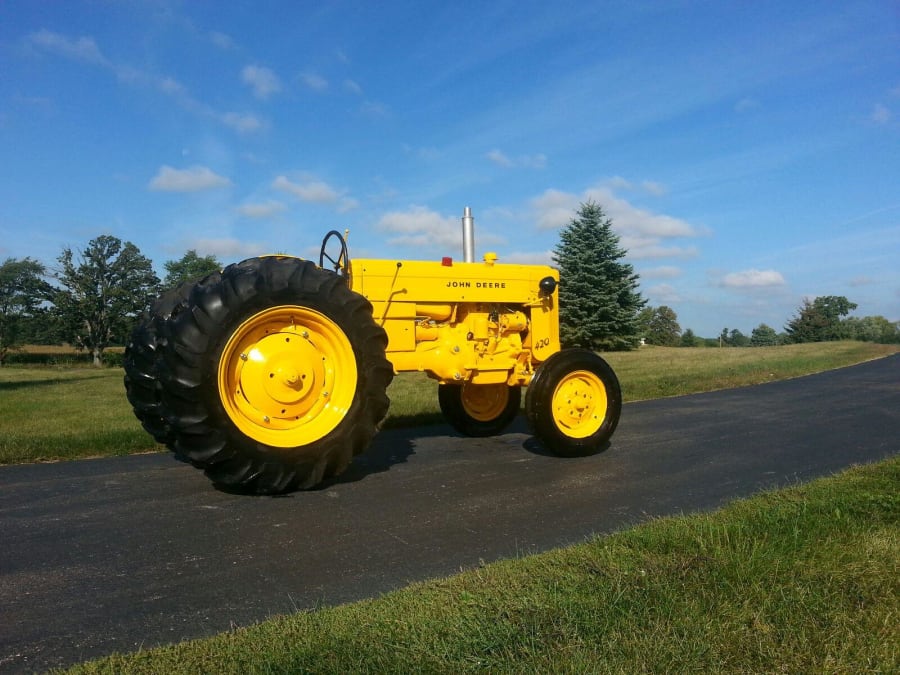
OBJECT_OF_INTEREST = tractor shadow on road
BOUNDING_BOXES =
[513,416,612,459]
[319,426,426,488]
[317,415,613,489]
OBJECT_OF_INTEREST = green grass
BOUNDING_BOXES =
[603,341,900,401]
[59,457,900,674]
[0,368,157,463]
[1,341,897,464]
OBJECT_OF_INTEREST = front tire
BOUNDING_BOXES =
[525,349,621,457]
[438,382,521,437]
[128,257,393,493]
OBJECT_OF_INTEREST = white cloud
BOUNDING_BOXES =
[299,72,328,91]
[337,197,359,213]
[183,238,268,259]
[377,206,461,248]
[533,183,696,238]
[735,97,760,113]
[605,176,668,196]
[236,201,287,219]
[149,165,231,192]
[720,269,787,289]
[273,175,357,212]
[872,103,891,124]
[403,144,441,161]
[521,154,547,168]
[273,175,339,203]
[621,239,699,260]
[158,77,187,96]
[641,180,667,196]
[486,149,513,167]
[587,186,697,238]
[502,250,555,266]
[28,29,105,64]
[646,283,682,304]
[344,79,363,95]
[30,29,264,134]
[222,112,264,133]
[607,176,633,190]
[486,149,546,169]
[532,189,581,230]
[241,65,282,100]
[531,181,702,260]
[209,31,235,50]
[361,100,390,117]
[641,265,682,279]
[619,235,700,260]
[377,205,505,250]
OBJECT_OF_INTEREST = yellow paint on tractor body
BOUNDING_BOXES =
[350,255,560,386]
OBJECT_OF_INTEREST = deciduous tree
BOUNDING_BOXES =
[729,328,750,347]
[785,295,857,343]
[0,257,52,364]
[680,327,698,347]
[841,315,900,344]
[643,305,681,346]
[54,235,160,366]
[163,249,222,288]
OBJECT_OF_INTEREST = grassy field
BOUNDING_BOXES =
[1,341,897,465]
[603,340,900,401]
[59,456,900,674]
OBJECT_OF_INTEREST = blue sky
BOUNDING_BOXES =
[1,0,898,337]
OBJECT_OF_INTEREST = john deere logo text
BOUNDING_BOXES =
[446,280,507,289]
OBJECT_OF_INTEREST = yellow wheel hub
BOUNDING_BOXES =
[461,383,510,422]
[218,306,357,448]
[551,370,607,439]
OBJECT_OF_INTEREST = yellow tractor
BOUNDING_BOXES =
[124,208,621,493]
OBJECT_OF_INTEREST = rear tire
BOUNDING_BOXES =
[525,349,621,457]
[124,281,196,445]
[126,257,393,493]
[438,382,521,437]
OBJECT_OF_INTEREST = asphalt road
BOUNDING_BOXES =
[2,354,898,673]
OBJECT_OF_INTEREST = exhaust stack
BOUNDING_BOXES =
[462,206,475,263]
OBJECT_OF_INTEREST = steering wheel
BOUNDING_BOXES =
[318,230,351,279]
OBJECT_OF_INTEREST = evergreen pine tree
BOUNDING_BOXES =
[552,201,645,350]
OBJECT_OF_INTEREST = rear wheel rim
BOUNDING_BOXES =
[218,306,357,448]
[550,369,607,439]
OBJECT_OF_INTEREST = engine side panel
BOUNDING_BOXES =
[351,257,560,383]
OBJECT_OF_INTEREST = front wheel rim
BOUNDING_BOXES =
[217,306,357,448]
[461,383,511,422]
[550,369,608,439]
